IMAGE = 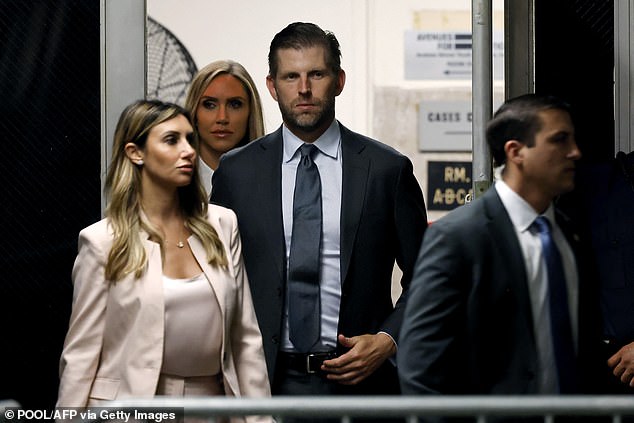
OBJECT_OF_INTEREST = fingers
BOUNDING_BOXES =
[321,341,359,372]
[620,366,634,385]
[337,333,355,348]
[320,334,385,385]
[321,356,370,385]
[609,345,634,386]
[607,351,621,368]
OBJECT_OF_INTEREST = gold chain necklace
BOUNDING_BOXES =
[164,220,186,248]
[175,220,185,248]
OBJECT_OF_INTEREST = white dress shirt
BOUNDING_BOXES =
[495,180,579,393]
[280,120,343,352]
[198,157,214,198]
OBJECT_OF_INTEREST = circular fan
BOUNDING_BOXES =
[146,16,198,105]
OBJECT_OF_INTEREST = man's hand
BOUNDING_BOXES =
[608,341,634,386]
[320,333,396,385]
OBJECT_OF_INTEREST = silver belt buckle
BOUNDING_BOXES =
[306,353,318,374]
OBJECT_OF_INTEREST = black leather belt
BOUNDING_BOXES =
[278,351,337,374]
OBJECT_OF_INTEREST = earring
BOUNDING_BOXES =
[136,160,144,166]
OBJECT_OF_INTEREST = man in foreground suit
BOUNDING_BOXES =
[398,94,603,400]
[211,22,427,397]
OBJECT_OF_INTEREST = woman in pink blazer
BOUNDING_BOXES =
[56,100,270,411]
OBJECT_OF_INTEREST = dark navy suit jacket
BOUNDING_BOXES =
[398,186,603,395]
[211,122,427,394]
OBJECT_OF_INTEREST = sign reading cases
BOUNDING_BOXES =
[419,100,472,152]
[427,161,473,211]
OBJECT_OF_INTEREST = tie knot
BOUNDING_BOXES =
[300,143,318,160]
[533,215,552,234]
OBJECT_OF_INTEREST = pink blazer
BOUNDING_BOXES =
[57,205,270,407]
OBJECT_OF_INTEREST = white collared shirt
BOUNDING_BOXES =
[280,120,343,351]
[198,157,214,198]
[495,180,579,394]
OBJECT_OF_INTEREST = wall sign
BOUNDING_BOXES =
[427,161,473,211]
[404,30,504,80]
[419,100,472,152]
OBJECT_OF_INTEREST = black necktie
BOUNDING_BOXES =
[533,216,577,393]
[288,144,322,353]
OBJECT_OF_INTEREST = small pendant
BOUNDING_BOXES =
[176,241,184,248]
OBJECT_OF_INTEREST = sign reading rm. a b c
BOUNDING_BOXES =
[428,161,473,211]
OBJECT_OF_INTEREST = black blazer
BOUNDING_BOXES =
[211,123,427,394]
[397,186,603,395]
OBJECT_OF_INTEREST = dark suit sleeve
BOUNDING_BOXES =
[210,156,231,207]
[397,221,465,395]
[384,157,428,338]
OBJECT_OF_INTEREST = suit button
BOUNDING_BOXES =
[272,335,279,344]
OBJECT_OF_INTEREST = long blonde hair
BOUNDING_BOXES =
[104,99,227,282]
[185,59,265,147]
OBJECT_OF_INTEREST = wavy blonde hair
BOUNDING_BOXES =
[104,99,227,282]
[185,59,265,147]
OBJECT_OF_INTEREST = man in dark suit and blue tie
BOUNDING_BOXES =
[398,94,604,400]
[211,22,427,398]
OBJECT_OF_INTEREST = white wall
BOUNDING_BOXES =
[148,0,368,134]
[148,0,504,222]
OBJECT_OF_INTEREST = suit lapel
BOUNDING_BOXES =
[555,208,586,338]
[257,129,286,281]
[188,234,228,319]
[140,230,165,310]
[555,210,581,253]
[340,125,369,284]
[137,233,165,349]
[482,189,535,338]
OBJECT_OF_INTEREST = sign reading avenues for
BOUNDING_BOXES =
[404,30,504,80]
